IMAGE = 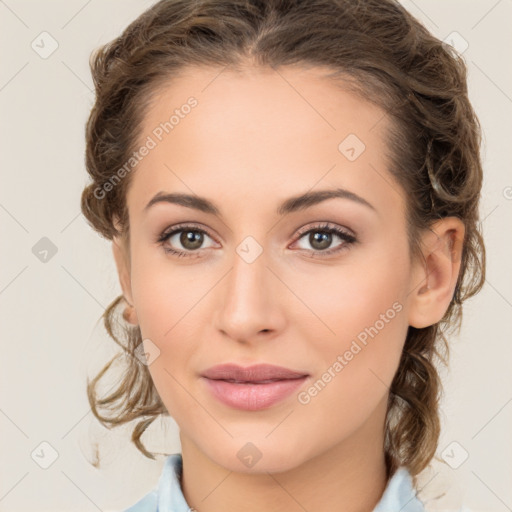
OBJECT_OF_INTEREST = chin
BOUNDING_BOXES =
[206,438,307,474]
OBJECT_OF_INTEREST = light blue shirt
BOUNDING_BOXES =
[123,453,425,511]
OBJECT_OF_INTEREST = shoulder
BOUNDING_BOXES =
[374,466,425,511]
[120,453,185,512]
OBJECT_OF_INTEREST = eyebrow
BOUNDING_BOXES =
[144,188,377,216]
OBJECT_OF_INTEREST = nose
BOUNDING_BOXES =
[213,246,287,345]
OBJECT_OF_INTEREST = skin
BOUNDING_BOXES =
[112,64,464,512]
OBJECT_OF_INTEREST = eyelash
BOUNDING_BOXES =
[157,222,357,259]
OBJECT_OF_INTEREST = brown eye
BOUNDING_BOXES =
[158,224,217,257]
[293,223,357,257]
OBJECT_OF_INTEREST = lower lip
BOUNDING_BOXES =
[202,376,308,411]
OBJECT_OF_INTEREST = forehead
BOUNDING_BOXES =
[142,64,387,148]
[128,65,405,222]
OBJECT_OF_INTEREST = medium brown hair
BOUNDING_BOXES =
[81,0,486,481]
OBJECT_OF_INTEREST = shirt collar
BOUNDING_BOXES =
[156,453,425,512]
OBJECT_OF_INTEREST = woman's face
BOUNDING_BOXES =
[117,65,422,473]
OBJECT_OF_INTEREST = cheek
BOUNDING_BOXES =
[130,256,199,419]
[130,244,189,336]
[290,244,410,409]
[291,295,407,448]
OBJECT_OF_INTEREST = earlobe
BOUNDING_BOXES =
[408,217,465,329]
[122,300,139,325]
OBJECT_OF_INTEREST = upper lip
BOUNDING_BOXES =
[201,363,309,382]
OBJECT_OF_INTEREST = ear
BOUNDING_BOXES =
[408,217,465,329]
[111,217,137,325]
[112,237,133,304]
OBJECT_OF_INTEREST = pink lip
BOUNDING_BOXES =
[200,363,309,411]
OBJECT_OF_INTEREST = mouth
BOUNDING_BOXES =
[200,363,310,410]
[201,363,309,382]
[217,378,301,384]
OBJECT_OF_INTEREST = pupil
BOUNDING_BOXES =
[311,231,331,250]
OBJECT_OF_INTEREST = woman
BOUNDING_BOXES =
[81,0,486,510]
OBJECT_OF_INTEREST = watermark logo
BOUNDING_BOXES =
[441,441,469,469]
[237,442,263,468]
[32,237,58,263]
[31,31,59,59]
[133,338,161,366]
[31,441,59,469]
[338,133,366,161]
[443,31,469,55]
[236,236,264,264]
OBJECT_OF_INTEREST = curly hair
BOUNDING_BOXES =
[81,0,486,483]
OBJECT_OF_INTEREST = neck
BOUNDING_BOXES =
[179,396,389,512]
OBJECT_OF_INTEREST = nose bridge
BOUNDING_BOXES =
[214,237,283,341]
[226,240,271,314]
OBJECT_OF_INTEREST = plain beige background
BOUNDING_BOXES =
[0,1,511,511]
